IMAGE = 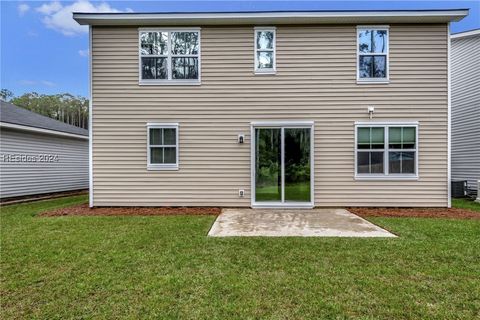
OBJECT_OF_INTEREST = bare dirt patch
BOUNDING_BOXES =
[41,204,221,217]
[349,207,480,220]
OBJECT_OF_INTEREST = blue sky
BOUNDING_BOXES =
[1,0,479,98]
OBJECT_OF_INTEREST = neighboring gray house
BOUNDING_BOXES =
[0,101,89,199]
[451,29,480,194]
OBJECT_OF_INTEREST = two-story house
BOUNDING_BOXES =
[74,9,468,208]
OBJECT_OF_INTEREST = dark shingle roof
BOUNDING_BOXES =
[0,100,88,136]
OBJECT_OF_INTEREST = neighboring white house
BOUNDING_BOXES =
[0,101,89,199]
[451,29,480,194]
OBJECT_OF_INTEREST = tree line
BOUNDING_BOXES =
[1,89,89,129]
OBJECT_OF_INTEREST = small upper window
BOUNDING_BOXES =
[140,29,200,84]
[254,28,276,74]
[357,26,389,82]
[147,123,179,170]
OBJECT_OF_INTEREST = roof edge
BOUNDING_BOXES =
[451,28,480,39]
[74,9,469,26]
[0,122,89,140]
[74,9,470,15]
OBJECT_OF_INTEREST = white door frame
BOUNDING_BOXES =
[250,121,314,208]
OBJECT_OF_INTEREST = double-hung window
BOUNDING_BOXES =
[147,123,179,170]
[357,26,389,82]
[355,123,418,179]
[254,27,276,74]
[357,127,385,174]
[140,29,200,84]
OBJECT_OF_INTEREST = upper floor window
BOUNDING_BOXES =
[139,29,200,84]
[254,27,276,74]
[355,123,418,179]
[357,26,389,83]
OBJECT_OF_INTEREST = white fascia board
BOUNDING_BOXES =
[73,10,469,26]
[451,28,480,39]
[0,122,89,140]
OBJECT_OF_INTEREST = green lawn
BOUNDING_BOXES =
[1,196,480,319]
[452,197,480,212]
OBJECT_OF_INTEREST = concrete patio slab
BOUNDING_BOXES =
[208,208,396,237]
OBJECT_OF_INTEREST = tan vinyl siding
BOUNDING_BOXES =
[92,24,448,207]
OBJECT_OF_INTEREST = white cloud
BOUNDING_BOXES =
[19,80,56,87]
[36,1,62,15]
[78,49,89,57]
[19,80,37,86]
[41,80,56,87]
[18,4,30,16]
[36,0,128,36]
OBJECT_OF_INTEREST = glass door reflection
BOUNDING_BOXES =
[254,126,311,204]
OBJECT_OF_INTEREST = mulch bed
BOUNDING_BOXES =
[349,207,480,220]
[41,204,479,219]
[40,204,221,217]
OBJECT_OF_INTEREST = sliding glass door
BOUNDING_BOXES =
[255,128,282,202]
[254,125,312,206]
[284,128,311,202]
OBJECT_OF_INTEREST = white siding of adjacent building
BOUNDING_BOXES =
[0,128,88,198]
[451,33,480,191]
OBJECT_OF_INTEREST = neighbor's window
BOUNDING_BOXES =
[147,124,179,170]
[254,28,276,73]
[357,26,389,81]
[356,124,417,177]
[140,29,200,83]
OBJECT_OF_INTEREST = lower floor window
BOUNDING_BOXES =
[389,151,415,174]
[147,123,178,170]
[357,151,384,174]
[356,124,417,177]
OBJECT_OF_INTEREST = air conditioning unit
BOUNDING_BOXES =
[451,180,467,198]
[476,180,480,203]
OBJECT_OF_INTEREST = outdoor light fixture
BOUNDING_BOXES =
[368,106,375,119]
[238,134,244,144]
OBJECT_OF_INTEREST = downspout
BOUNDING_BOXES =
[447,23,452,208]
[89,25,94,208]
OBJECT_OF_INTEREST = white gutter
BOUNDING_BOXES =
[74,10,469,26]
[0,122,89,140]
[451,28,480,39]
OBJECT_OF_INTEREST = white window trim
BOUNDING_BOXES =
[146,123,179,171]
[250,121,314,208]
[138,28,201,85]
[356,25,389,84]
[254,27,276,75]
[354,121,419,180]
